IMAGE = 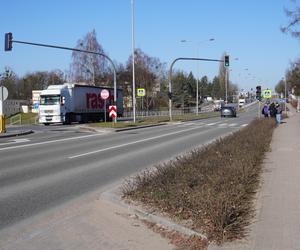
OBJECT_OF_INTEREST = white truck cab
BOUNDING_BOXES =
[39,84,72,125]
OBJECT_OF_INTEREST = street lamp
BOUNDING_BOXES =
[131,0,136,123]
[181,38,215,115]
[282,77,287,114]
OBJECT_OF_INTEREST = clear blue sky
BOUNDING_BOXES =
[1,0,299,91]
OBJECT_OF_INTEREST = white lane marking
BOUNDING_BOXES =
[206,122,217,126]
[0,134,103,152]
[178,122,202,126]
[218,123,228,127]
[0,138,31,146]
[69,125,208,159]
[228,123,237,127]
[241,124,248,127]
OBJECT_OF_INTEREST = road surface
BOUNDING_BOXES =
[0,105,258,230]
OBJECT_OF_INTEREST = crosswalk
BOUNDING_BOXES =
[176,121,248,129]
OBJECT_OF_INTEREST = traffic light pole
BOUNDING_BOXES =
[5,35,118,122]
[225,67,228,104]
[168,57,223,121]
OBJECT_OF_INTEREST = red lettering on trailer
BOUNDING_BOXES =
[86,92,114,110]
[91,93,97,108]
[86,93,92,109]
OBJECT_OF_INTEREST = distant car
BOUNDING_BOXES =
[220,106,237,117]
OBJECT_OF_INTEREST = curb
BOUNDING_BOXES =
[115,123,167,132]
[77,125,114,133]
[101,188,207,240]
[78,123,167,133]
[0,130,34,139]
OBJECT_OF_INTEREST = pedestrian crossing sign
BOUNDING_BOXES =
[137,88,146,97]
[262,89,272,99]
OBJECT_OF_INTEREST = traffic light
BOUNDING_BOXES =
[168,91,172,100]
[224,55,229,67]
[4,33,13,51]
[256,85,262,101]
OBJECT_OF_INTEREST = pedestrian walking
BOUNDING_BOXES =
[276,103,282,124]
[269,102,276,118]
[262,104,269,118]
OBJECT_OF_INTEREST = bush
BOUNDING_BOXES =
[123,118,276,243]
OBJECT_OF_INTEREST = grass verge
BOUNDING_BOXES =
[92,112,219,128]
[122,118,276,244]
[6,112,38,125]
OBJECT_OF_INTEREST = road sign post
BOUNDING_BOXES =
[137,88,145,116]
[109,105,117,122]
[0,86,8,133]
[101,89,110,123]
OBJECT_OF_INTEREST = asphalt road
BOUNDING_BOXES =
[0,105,258,230]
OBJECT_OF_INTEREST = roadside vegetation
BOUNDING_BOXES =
[6,112,38,125]
[123,118,276,246]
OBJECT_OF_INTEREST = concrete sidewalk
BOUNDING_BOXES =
[210,106,300,250]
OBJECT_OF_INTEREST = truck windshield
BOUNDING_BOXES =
[40,95,60,105]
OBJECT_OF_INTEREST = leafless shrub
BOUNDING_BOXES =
[123,118,276,243]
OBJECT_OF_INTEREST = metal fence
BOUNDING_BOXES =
[123,105,214,118]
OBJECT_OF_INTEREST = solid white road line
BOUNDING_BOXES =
[0,134,103,152]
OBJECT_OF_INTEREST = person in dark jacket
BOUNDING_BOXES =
[269,102,276,117]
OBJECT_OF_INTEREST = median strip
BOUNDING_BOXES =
[122,118,276,245]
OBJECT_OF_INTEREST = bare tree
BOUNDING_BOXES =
[285,60,300,95]
[126,49,165,110]
[0,67,19,99]
[19,70,65,100]
[70,30,108,85]
[281,1,300,38]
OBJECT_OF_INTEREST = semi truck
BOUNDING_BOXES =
[38,83,123,125]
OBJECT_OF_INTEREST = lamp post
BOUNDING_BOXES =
[181,38,215,115]
[131,0,136,123]
[282,77,287,114]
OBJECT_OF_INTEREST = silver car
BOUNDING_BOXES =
[220,106,237,117]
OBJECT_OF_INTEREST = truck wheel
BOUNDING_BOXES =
[44,123,50,126]
[63,114,71,125]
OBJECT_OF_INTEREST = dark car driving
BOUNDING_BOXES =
[220,106,237,117]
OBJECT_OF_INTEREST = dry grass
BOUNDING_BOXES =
[122,118,276,244]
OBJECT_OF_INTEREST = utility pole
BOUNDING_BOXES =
[131,0,136,123]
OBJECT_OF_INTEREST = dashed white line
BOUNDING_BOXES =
[69,125,209,159]
[206,122,217,126]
